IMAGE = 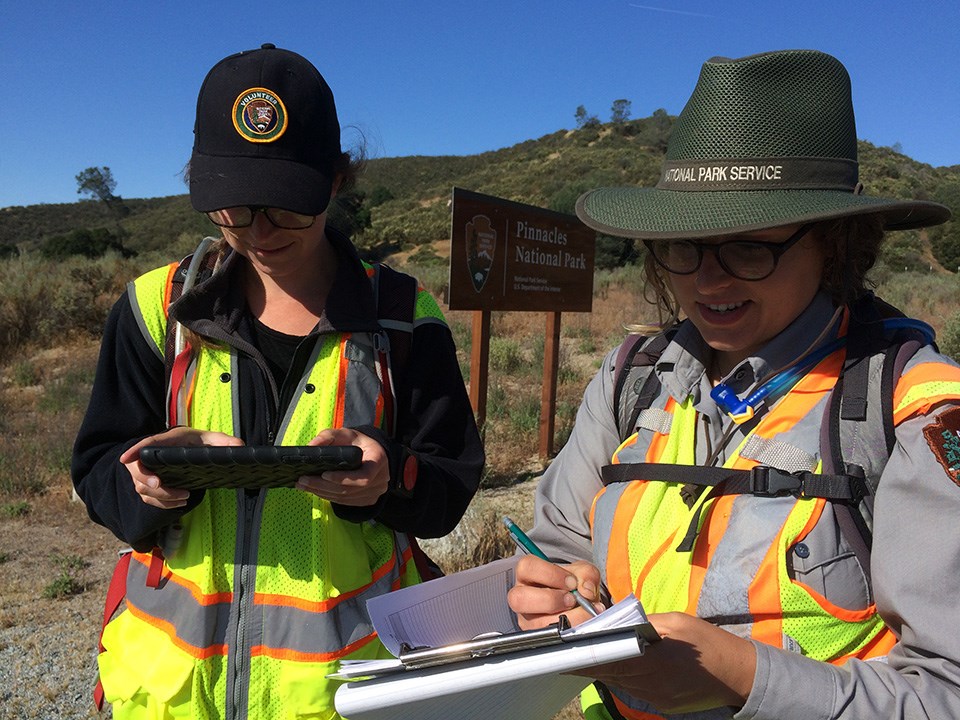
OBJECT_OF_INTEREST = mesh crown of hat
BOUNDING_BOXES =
[667,51,858,162]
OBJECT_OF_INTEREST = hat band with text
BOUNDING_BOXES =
[657,157,858,192]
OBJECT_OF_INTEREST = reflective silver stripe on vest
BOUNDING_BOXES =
[125,558,233,651]
[739,435,816,473]
[126,281,164,362]
[124,545,404,657]
[696,494,794,627]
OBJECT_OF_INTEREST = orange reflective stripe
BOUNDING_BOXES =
[759,349,843,437]
[125,602,228,659]
[605,484,646,600]
[611,693,665,720]
[374,387,385,429]
[334,335,349,427]
[747,525,785,646]
[829,625,897,665]
[251,630,379,663]
[161,262,179,319]
[893,363,960,424]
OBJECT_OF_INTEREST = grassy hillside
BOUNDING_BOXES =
[2,114,959,272]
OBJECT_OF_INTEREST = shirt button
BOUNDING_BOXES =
[794,543,810,559]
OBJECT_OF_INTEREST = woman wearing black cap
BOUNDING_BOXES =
[72,45,483,718]
[507,50,960,719]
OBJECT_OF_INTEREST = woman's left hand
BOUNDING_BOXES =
[296,428,390,506]
[583,612,757,714]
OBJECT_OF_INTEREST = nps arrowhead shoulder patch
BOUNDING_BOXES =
[923,406,960,487]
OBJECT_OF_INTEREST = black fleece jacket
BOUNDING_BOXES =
[71,229,484,552]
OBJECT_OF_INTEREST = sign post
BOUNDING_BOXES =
[448,188,595,458]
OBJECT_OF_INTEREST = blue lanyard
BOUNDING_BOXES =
[710,318,934,424]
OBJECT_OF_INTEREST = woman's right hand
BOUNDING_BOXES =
[507,555,604,629]
[119,427,243,509]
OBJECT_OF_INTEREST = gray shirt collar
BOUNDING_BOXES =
[656,291,840,403]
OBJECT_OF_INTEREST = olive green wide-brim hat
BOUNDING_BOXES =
[576,49,951,239]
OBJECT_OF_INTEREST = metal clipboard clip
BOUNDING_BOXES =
[397,616,572,671]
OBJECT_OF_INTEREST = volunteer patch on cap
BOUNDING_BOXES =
[233,87,287,143]
[923,406,960,487]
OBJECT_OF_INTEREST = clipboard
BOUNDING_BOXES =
[327,556,660,720]
[329,613,660,680]
[331,618,658,720]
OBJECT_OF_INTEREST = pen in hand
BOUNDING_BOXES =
[502,516,600,617]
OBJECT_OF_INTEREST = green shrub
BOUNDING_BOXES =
[10,360,41,387]
[43,572,84,599]
[42,554,90,599]
[489,337,525,373]
[1,501,30,518]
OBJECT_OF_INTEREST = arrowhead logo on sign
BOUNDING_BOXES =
[465,215,496,293]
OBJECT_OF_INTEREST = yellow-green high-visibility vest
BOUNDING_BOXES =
[97,259,446,719]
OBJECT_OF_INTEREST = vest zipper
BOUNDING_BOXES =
[231,492,259,720]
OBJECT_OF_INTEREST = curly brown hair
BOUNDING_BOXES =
[634,215,886,334]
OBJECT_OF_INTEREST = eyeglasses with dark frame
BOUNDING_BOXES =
[206,206,317,230]
[643,223,814,281]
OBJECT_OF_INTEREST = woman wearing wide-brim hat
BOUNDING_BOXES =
[508,49,960,719]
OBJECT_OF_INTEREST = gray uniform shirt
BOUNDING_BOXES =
[527,293,960,719]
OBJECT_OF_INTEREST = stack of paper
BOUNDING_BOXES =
[331,556,657,720]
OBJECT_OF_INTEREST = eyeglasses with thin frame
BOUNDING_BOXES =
[643,223,814,281]
[206,206,317,230]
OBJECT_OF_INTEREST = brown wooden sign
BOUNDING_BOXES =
[448,188,595,312]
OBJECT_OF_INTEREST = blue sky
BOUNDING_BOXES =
[2,1,958,209]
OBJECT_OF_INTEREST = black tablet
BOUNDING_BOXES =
[139,445,363,490]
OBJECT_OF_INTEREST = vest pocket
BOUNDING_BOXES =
[98,610,197,715]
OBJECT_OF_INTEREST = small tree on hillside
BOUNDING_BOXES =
[76,167,125,210]
[610,99,632,124]
[574,105,600,129]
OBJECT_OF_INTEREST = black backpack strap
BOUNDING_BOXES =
[603,461,870,552]
[601,462,867,502]
[370,264,445,581]
[822,295,929,582]
[612,329,675,441]
[369,263,418,437]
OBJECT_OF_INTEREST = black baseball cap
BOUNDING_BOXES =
[189,44,342,216]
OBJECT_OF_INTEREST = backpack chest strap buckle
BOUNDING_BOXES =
[749,465,805,497]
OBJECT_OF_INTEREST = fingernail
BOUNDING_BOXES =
[564,575,578,591]
[582,581,597,599]
[146,477,159,489]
